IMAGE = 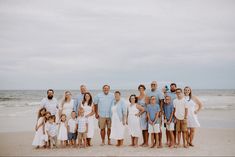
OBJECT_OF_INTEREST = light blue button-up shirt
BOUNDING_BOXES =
[94,92,114,118]
[146,89,164,104]
[73,93,84,115]
[110,98,127,121]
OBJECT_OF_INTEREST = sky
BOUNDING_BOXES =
[0,0,235,90]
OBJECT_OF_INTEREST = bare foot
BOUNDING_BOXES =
[108,140,112,145]
[189,142,194,147]
[184,144,189,148]
[150,144,155,148]
[129,144,134,147]
[100,143,105,146]
[140,143,145,146]
[142,144,148,147]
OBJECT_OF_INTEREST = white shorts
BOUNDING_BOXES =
[166,122,175,131]
[148,123,160,133]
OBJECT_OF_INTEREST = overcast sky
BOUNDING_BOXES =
[0,0,234,90]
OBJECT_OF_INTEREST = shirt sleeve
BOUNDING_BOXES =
[173,99,176,108]
[93,95,99,105]
[158,91,165,100]
[40,98,45,108]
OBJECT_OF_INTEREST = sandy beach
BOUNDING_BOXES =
[0,109,235,156]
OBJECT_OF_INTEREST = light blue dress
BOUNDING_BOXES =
[138,97,148,130]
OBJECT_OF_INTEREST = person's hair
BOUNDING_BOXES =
[176,88,183,92]
[60,91,72,109]
[47,89,54,94]
[170,83,177,87]
[150,96,156,100]
[44,111,51,122]
[114,91,121,95]
[138,84,146,90]
[60,114,66,122]
[103,84,110,89]
[48,115,55,122]
[184,86,192,101]
[82,92,93,106]
[129,94,138,103]
[165,95,171,99]
[37,107,46,120]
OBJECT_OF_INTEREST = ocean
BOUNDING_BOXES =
[0,89,235,132]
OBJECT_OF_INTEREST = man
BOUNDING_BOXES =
[40,89,58,116]
[173,88,188,148]
[146,81,164,147]
[94,85,114,146]
[73,85,87,116]
[165,83,177,104]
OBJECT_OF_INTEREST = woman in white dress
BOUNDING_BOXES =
[79,92,95,146]
[110,91,127,147]
[57,114,68,148]
[59,91,74,120]
[127,94,145,147]
[32,107,47,148]
[184,86,203,147]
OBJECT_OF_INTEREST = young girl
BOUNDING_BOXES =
[58,114,68,148]
[44,111,51,148]
[32,107,47,149]
[127,94,144,147]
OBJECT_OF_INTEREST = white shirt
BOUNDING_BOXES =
[173,97,188,120]
[46,122,57,137]
[68,118,77,133]
[40,97,58,115]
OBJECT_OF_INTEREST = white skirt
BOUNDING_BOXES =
[110,113,125,140]
[58,123,68,141]
[32,127,46,146]
[87,116,95,138]
[128,115,142,137]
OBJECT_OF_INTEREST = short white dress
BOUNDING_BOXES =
[110,105,125,140]
[80,102,95,138]
[186,96,200,128]
[58,122,68,141]
[32,117,46,146]
[127,103,142,137]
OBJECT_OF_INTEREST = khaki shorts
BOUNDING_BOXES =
[98,117,111,129]
[78,132,87,140]
[176,119,187,132]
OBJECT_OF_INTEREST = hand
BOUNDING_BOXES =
[85,115,89,118]
[135,113,140,117]
[194,111,198,114]
[164,119,167,123]
[95,114,99,119]
[166,121,170,125]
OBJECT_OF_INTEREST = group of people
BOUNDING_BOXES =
[32,81,202,150]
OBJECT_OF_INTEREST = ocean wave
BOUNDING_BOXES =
[0,97,21,101]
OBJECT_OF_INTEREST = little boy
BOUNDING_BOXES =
[46,115,57,149]
[68,111,77,147]
[76,108,88,148]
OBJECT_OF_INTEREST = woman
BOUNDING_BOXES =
[110,91,127,147]
[59,91,74,120]
[184,86,202,147]
[137,84,149,147]
[79,92,95,146]
[127,94,144,147]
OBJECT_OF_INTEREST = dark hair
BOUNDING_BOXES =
[60,114,66,122]
[45,111,51,122]
[170,83,177,87]
[47,89,54,94]
[103,84,110,89]
[82,92,93,106]
[129,94,138,103]
[138,84,146,90]
[184,86,192,101]
[114,91,121,95]
[176,88,183,92]
[48,115,56,122]
[37,107,46,120]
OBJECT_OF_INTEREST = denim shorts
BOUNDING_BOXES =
[68,132,77,140]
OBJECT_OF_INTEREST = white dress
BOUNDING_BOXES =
[186,96,200,128]
[58,122,68,141]
[127,103,142,137]
[32,117,46,146]
[80,102,95,138]
[60,99,74,119]
[110,105,125,140]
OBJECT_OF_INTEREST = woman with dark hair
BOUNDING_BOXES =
[137,84,149,147]
[127,94,145,147]
[184,86,202,147]
[79,92,95,146]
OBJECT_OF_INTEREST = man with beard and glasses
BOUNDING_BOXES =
[165,83,177,103]
[40,89,58,116]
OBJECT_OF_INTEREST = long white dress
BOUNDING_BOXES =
[58,122,68,141]
[110,105,125,140]
[32,117,46,146]
[186,96,200,128]
[127,103,142,137]
[60,99,74,119]
[80,102,95,138]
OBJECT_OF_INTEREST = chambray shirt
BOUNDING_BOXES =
[147,103,160,124]
[166,91,177,105]
[94,92,114,118]
[73,93,84,115]
[110,98,127,121]
[146,89,164,104]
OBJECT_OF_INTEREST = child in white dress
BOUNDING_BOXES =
[58,114,68,148]
[32,107,47,149]
[127,95,144,147]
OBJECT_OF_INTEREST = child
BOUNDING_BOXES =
[44,111,51,148]
[76,108,88,148]
[127,94,144,147]
[147,96,160,148]
[46,115,57,149]
[163,96,175,148]
[173,88,188,148]
[32,107,47,149]
[68,111,77,147]
[57,114,68,148]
